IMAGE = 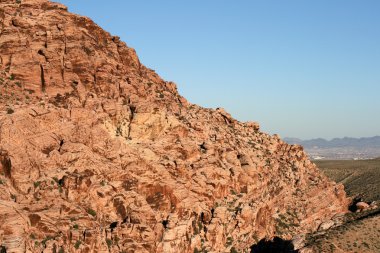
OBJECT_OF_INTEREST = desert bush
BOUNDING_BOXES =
[74,240,81,249]
[87,208,97,217]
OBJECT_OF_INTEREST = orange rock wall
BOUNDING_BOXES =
[0,1,348,252]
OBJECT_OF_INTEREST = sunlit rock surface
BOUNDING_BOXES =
[0,0,348,252]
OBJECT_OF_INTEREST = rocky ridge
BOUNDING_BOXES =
[0,0,349,252]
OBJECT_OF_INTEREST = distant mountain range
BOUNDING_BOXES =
[284,136,380,149]
[283,136,380,160]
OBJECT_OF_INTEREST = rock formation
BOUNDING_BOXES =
[0,0,349,252]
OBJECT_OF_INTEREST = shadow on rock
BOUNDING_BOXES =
[250,237,298,253]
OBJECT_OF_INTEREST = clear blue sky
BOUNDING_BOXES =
[56,0,380,140]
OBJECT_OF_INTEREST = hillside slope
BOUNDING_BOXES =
[0,0,348,252]
[316,159,380,202]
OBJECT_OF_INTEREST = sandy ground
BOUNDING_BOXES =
[307,159,380,253]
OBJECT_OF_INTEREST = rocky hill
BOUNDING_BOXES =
[0,0,348,252]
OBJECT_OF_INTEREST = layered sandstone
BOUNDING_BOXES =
[0,0,348,252]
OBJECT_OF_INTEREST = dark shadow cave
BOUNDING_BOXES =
[250,237,298,253]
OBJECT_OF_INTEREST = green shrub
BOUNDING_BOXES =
[87,208,97,217]
[226,236,233,246]
[34,181,41,188]
[230,247,238,253]
[106,238,112,248]
[74,240,81,249]
[41,236,53,246]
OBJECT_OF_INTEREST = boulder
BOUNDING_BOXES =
[356,202,370,212]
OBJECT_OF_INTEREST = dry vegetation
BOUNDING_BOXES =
[304,158,380,252]
[316,158,380,202]
[305,209,380,253]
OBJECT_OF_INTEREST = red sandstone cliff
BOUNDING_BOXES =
[0,0,348,252]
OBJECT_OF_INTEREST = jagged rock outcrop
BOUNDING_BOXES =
[0,0,349,252]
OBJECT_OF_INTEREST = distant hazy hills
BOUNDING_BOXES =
[283,136,380,160]
[284,136,380,148]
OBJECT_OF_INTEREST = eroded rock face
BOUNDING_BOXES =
[0,1,349,252]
